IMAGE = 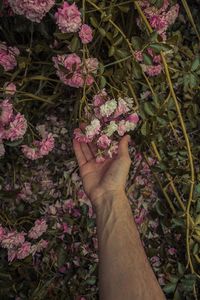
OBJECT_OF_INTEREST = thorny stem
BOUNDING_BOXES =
[86,0,156,98]
[134,0,196,276]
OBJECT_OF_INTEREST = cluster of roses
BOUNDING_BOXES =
[0,219,48,262]
[138,0,179,40]
[74,89,139,162]
[6,1,93,45]
[0,98,27,157]
[134,47,163,77]
[53,53,98,88]
[0,94,54,160]
[134,0,179,77]
[0,42,19,71]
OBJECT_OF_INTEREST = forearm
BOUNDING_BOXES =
[95,192,166,300]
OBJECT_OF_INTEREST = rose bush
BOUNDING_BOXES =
[0,0,200,299]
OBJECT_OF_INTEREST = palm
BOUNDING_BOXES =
[73,136,131,205]
[80,158,116,196]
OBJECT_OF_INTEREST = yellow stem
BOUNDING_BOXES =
[134,0,196,273]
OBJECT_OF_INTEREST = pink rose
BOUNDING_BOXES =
[79,24,93,44]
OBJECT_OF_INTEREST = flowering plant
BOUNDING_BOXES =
[0,0,200,299]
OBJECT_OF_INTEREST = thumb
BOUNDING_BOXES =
[117,135,131,159]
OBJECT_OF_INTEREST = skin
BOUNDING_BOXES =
[73,135,166,300]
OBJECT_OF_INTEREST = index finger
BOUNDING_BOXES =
[73,139,87,167]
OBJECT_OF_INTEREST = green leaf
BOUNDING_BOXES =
[89,16,98,28]
[131,36,143,50]
[98,27,106,37]
[5,139,23,147]
[149,43,171,53]
[70,36,80,52]
[149,31,158,42]
[99,76,106,89]
[163,282,177,294]
[141,121,149,136]
[132,61,142,79]
[191,56,200,71]
[108,46,115,57]
[144,102,155,116]
[143,53,153,65]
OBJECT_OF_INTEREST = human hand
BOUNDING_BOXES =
[73,135,131,208]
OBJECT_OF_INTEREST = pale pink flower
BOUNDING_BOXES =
[93,89,108,107]
[165,4,179,27]
[0,42,19,71]
[17,242,31,260]
[0,99,13,125]
[1,231,25,249]
[150,255,161,268]
[7,248,17,262]
[126,113,139,124]
[104,121,118,137]
[4,82,16,95]
[28,219,47,239]
[114,98,130,118]
[53,54,98,88]
[8,0,55,22]
[79,24,93,44]
[97,135,111,149]
[63,53,81,71]
[4,113,27,141]
[21,145,40,160]
[100,99,117,117]
[55,2,82,33]
[31,239,48,254]
[85,119,101,139]
[73,128,92,143]
[142,64,162,76]
[67,72,84,88]
[22,133,54,160]
[84,58,99,74]
[168,247,177,256]
[149,15,168,31]
[85,74,94,86]
[133,50,143,62]
[39,133,54,156]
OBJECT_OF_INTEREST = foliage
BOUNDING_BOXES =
[0,0,200,299]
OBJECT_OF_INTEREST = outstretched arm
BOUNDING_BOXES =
[73,136,166,300]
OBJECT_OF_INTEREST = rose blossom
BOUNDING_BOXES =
[1,231,25,249]
[28,219,48,239]
[55,2,82,33]
[0,99,13,125]
[39,133,54,156]
[4,82,16,95]
[142,64,162,76]
[79,24,93,44]
[0,42,19,71]
[8,0,55,22]
[97,135,111,149]
[17,242,32,260]
[4,113,27,141]
[21,145,40,160]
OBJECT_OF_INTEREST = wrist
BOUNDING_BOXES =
[92,189,127,212]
